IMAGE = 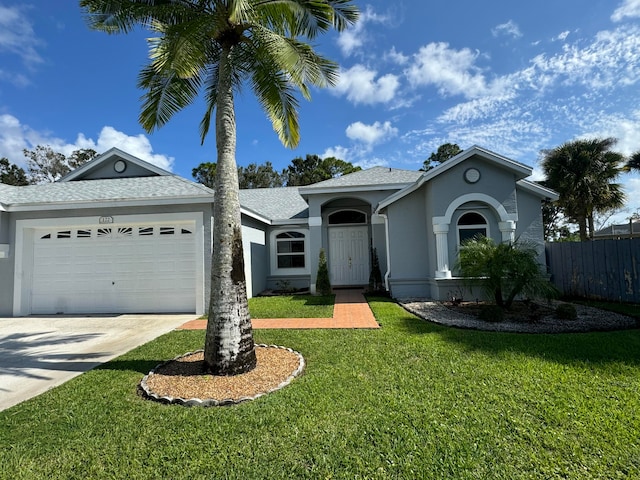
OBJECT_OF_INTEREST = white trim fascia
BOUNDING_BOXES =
[240,207,272,225]
[299,183,412,198]
[5,196,213,212]
[270,218,309,226]
[60,147,172,181]
[516,179,559,201]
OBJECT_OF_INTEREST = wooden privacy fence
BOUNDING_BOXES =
[545,238,640,303]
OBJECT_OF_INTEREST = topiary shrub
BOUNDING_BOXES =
[316,248,332,296]
[478,304,505,323]
[555,303,577,320]
[368,247,383,292]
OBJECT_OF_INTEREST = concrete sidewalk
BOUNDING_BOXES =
[0,314,198,411]
[179,289,380,330]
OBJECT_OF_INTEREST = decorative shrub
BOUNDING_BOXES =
[555,303,578,320]
[316,248,332,296]
[456,236,559,310]
[368,247,383,292]
[478,304,505,323]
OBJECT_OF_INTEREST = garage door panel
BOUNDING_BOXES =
[31,223,197,314]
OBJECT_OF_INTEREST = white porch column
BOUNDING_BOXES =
[433,222,452,279]
[499,220,516,243]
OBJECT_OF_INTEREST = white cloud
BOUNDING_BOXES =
[89,126,174,171]
[0,5,43,69]
[612,0,640,21]
[333,64,400,105]
[385,46,409,65]
[405,42,489,98]
[336,5,390,56]
[346,121,398,145]
[353,156,389,170]
[554,30,571,42]
[322,145,351,161]
[492,20,522,39]
[529,25,640,89]
[0,114,173,171]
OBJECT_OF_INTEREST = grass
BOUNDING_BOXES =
[248,294,334,318]
[572,298,640,319]
[1,296,640,478]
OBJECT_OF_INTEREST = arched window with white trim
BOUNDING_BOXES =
[457,211,488,244]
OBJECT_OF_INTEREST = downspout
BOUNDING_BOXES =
[380,213,391,292]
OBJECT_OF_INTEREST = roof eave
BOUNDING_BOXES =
[516,179,559,201]
[5,195,213,212]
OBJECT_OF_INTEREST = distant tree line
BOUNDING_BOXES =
[192,154,361,189]
[1,146,98,185]
[1,147,362,190]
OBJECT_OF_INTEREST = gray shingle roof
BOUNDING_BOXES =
[1,175,213,207]
[299,166,423,191]
[239,187,308,221]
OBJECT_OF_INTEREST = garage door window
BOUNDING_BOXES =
[39,226,194,240]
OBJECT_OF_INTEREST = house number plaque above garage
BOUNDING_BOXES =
[99,216,114,224]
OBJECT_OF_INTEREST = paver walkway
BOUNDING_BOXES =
[179,288,380,330]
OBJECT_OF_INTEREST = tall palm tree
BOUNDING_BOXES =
[625,150,640,172]
[541,138,625,241]
[80,0,359,375]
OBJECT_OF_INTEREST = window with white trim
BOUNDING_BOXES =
[271,229,309,274]
[457,212,488,244]
[276,231,306,268]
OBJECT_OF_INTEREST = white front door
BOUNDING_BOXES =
[328,226,369,286]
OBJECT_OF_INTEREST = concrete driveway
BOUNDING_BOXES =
[0,314,198,411]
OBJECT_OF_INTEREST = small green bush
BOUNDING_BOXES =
[316,248,332,296]
[478,304,504,323]
[555,303,578,320]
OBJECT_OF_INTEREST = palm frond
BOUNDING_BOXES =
[138,64,202,132]
[80,0,195,33]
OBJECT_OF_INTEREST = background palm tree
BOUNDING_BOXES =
[625,150,640,173]
[80,0,359,375]
[541,138,625,241]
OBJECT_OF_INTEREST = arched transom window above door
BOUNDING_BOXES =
[457,211,488,244]
[328,210,367,225]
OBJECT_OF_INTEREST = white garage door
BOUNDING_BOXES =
[31,224,197,314]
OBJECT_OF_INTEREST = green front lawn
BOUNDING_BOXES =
[1,297,639,479]
[248,294,334,318]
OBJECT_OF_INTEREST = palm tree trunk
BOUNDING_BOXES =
[204,45,257,375]
[578,217,588,242]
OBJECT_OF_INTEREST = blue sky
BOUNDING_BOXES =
[1,1,639,224]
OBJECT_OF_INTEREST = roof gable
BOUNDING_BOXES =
[376,145,534,212]
[60,147,171,182]
[423,145,532,181]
